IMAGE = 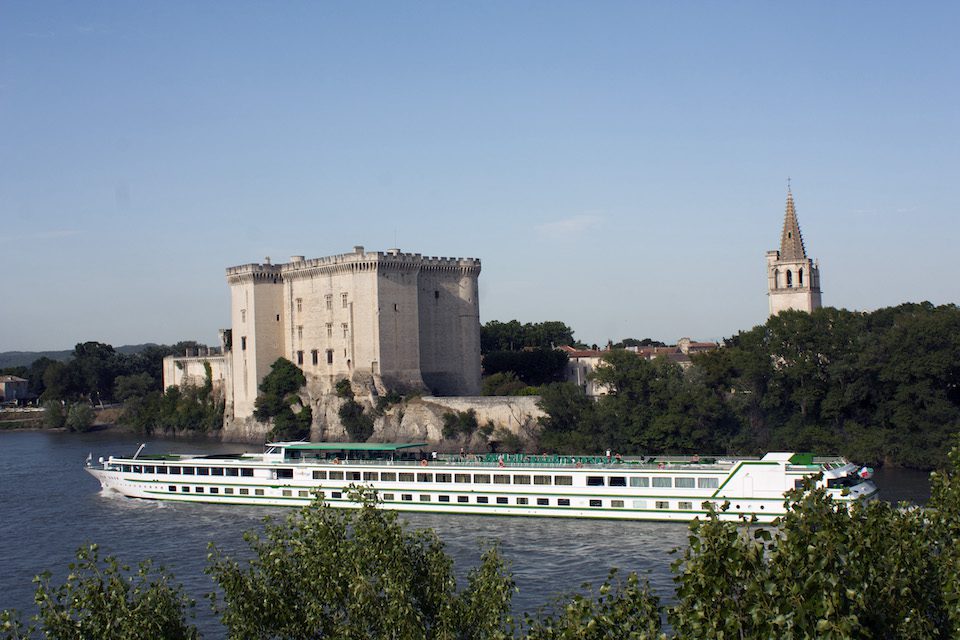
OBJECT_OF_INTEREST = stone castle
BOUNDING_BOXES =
[766,188,822,316]
[224,246,482,420]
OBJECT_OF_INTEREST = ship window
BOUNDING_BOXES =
[589,499,602,507]
[454,474,471,483]
[794,479,806,489]
[611,500,624,508]
[122,465,131,473]
[656,501,669,509]
[517,497,528,505]
[363,472,378,481]
[439,495,450,502]
[494,475,510,484]
[197,467,209,476]
[609,476,626,487]
[698,477,719,488]
[632,499,647,509]
[380,472,396,482]
[241,469,253,477]
[282,490,292,497]
[156,466,167,474]
[224,488,234,494]
[679,501,693,510]
[402,494,413,501]
[313,471,327,480]
[652,477,672,488]
[476,496,489,504]
[473,474,491,484]
[586,476,605,487]
[169,466,181,474]
[457,496,469,503]
[513,475,531,484]
[347,471,361,481]
[134,465,143,473]
[417,473,432,482]
[181,486,190,492]
[226,468,238,477]
[399,473,414,482]
[534,475,552,485]
[239,488,249,495]
[210,487,219,494]
[383,493,394,501]
[630,477,648,487]
[211,468,224,476]
[435,473,452,483]
[143,465,155,474]
[558,498,570,506]
[537,498,549,506]
[254,489,264,496]
[168,485,176,492]
[496,497,508,504]
[194,486,205,493]
[420,495,431,502]
[331,491,341,499]
[299,490,308,497]
[329,471,344,480]
[675,477,695,489]
[555,476,573,486]
[183,467,195,475]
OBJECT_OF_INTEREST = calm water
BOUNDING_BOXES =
[0,431,931,637]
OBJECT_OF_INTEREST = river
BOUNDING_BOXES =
[0,431,931,637]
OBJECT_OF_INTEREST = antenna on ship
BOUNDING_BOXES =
[133,443,146,460]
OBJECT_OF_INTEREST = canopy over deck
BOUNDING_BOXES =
[270,442,428,452]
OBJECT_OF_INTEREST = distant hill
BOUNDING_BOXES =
[0,344,160,369]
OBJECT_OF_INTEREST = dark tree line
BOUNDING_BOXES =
[481,320,578,354]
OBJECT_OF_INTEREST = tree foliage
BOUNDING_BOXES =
[483,349,568,387]
[481,321,577,354]
[255,358,311,441]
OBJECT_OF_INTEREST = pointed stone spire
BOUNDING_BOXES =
[779,187,807,260]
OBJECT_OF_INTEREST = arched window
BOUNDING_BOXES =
[786,270,793,288]
[798,268,804,286]
[773,269,780,289]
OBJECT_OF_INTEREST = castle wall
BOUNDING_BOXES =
[767,253,822,315]
[162,355,227,391]
[417,263,481,395]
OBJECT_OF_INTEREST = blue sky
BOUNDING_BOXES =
[2,2,958,352]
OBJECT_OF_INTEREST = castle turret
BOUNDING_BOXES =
[766,188,822,316]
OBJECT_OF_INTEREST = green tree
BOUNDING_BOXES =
[483,349,568,386]
[65,403,95,432]
[206,490,514,639]
[254,358,310,441]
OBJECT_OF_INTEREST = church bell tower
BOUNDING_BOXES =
[766,187,822,316]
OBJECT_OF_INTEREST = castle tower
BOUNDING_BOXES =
[766,188,822,316]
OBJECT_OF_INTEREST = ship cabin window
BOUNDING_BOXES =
[435,473,452,483]
[494,475,510,484]
[225,488,234,495]
[197,468,209,476]
[363,472,378,481]
[329,471,345,480]
[417,473,432,483]
[331,491,341,499]
[133,465,142,473]
[195,487,204,493]
[439,495,450,502]
[383,493,394,501]
[534,475,551,485]
[143,465,154,474]
[537,498,549,506]
[122,465,132,473]
[586,476,605,487]
[611,500,625,508]
[226,468,238,477]
[652,477,672,488]
[473,474,491,484]
[313,471,326,480]
[655,501,670,509]
[169,466,181,474]
[698,477,719,488]
[675,477,695,489]
[457,496,469,503]
[476,497,489,504]
[156,466,167,474]
[420,495,431,502]
[254,489,264,496]
[496,497,508,504]
[380,472,396,482]
[210,488,220,494]
[794,479,805,489]
[347,471,361,481]
[679,501,693,510]
[609,476,627,487]
[630,477,648,487]
[181,486,190,492]
[183,467,195,475]
[398,472,413,482]
[589,499,602,507]
[211,468,224,476]
[168,485,176,492]
[557,498,571,506]
[241,468,253,477]
[555,476,573,486]
[276,469,294,479]
[517,497,529,505]
[513,475,531,484]
[633,499,647,508]
[239,488,249,495]
[454,474,471,483]
[298,490,308,497]
[402,494,413,501]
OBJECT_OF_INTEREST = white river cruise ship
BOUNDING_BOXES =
[85,442,878,523]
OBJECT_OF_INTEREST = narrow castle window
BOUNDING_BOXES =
[241,309,246,323]
[296,298,303,312]
[325,294,332,310]
[786,270,793,288]
[342,323,349,338]
[326,323,333,338]
[241,336,247,351]
[773,269,779,290]
[297,325,303,341]
[326,350,334,365]
[799,268,804,286]
[311,349,319,366]
[296,350,303,365]
[341,293,348,308]
[434,290,439,299]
